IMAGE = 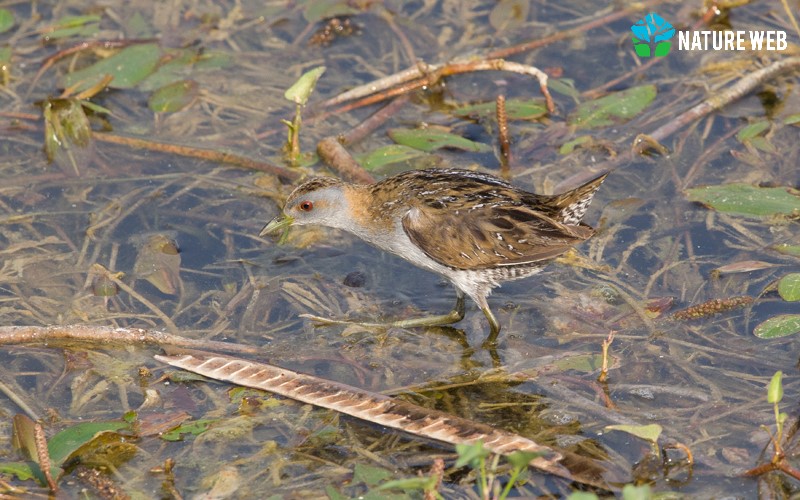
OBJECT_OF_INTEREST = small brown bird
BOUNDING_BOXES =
[262,168,607,344]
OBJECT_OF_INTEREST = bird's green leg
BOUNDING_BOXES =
[481,306,502,346]
[300,292,466,329]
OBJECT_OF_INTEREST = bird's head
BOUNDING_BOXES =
[259,176,350,236]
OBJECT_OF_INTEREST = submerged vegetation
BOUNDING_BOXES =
[0,0,799,497]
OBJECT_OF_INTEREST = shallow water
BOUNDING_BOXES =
[1,0,799,497]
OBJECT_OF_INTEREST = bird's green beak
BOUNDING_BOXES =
[259,213,294,238]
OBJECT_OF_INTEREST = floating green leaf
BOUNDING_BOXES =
[685,183,800,217]
[568,85,656,129]
[559,135,593,155]
[149,80,199,113]
[455,98,547,120]
[567,493,600,500]
[622,484,653,500]
[0,462,37,481]
[284,66,326,106]
[553,353,605,372]
[358,144,426,170]
[353,463,392,487]
[377,476,438,493]
[549,78,580,98]
[772,243,800,258]
[47,421,130,465]
[768,371,783,404]
[0,8,14,33]
[783,113,800,125]
[160,418,218,441]
[605,423,662,444]
[778,273,800,301]
[42,15,100,39]
[736,120,770,142]
[61,43,163,92]
[389,128,492,152]
[754,314,800,339]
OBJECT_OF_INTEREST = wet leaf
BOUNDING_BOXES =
[567,493,599,500]
[42,15,100,39]
[549,78,580,98]
[160,418,218,441]
[284,66,326,106]
[753,314,800,339]
[47,421,131,465]
[0,8,14,33]
[133,233,182,295]
[772,243,800,258]
[553,353,605,373]
[622,484,653,500]
[767,371,783,404]
[64,431,137,467]
[736,120,770,142]
[455,441,491,468]
[559,135,593,155]
[489,0,529,32]
[148,80,199,113]
[358,144,426,170]
[11,414,37,461]
[61,43,163,92]
[454,98,547,120]
[200,466,241,499]
[605,423,662,444]
[42,98,94,177]
[353,463,392,487]
[91,274,119,297]
[784,113,800,125]
[685,183,800,217]
[777,273,800,301]
[0,462,37,481]
[713,261,777,275]
[377,475,438,492]
[568,85,656,129]
[389,128,492,152]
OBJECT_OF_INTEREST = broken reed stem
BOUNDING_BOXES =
[316,96,411,184]
[0,325,263,356]
[317,137,375,184]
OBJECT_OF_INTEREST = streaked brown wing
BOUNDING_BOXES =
[402,203,594,270]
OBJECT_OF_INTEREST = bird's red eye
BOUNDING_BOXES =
[299,201,314,211]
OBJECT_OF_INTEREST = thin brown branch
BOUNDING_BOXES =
[319,58,554,115]
[93,132,300,181]
[0,325,263,356]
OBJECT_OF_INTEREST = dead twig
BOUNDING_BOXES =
[94,132,300,181]
[0,325,263,356]
[318,58,555,115]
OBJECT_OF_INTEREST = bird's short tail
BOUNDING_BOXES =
[553,171,609,225]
